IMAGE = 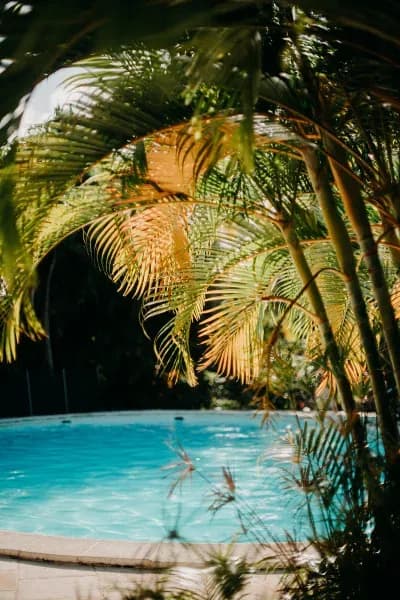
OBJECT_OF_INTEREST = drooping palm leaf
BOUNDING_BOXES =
[1,0,264,143]
[0,183,114,361]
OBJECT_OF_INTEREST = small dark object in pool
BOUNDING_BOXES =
[61,419,71,424]
[167,529,179,539]
[174,416,184,421]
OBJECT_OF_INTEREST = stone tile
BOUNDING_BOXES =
[19,562,95,580]
[96,573,138,593]
[0,558,18,571]
[0,592,16,600]
[17,575,101,600]
[245,573,282,600]
[95,569,135,582]
[0,533,290,599]
[167,566,209,593]
[100,591,126,600]
[95,569,165,596]
[0,569,17,591]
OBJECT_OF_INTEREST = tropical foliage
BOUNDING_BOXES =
[2,2,400,598]
[2,0,400,142]
[256,415,397,599]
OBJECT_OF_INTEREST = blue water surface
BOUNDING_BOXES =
[0,410,328,542]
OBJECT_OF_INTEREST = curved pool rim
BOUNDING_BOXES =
[0,529,318,569]
[0,406,372,427]
[0,407,323,426]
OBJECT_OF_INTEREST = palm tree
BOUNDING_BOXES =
[3,6,400,595]
[197,153,366,425]
[2,36,394,416]
[0,47,360,391]
[4,6,400,440]
[184,9,400,460]
[3,33,400,590]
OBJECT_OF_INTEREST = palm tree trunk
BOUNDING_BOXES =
[279,219,367,449]
[324,139,400,413]
[379,210,400,272]
[302,146,399,461]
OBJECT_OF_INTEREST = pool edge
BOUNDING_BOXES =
[0,531,315,569]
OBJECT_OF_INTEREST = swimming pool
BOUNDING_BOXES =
[0,410,316,543]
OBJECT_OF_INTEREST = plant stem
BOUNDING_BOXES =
[302,146,399,461]
[280,219,367,449]
[325,139,400,410]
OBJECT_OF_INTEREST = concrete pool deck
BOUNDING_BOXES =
[0,531,318,599]
[0,556,283,600]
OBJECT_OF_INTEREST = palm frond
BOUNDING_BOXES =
[0,184,114,360]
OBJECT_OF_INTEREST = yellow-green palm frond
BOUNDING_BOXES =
[184,26,263,173]
[198,259,276,384]
[167,213,311,383]
[85,186,303,384]
[85,199,202,386]
[0,47,196,361]
[0,181,118,361]
[86,202,193,299]
[195,213,338,385]
[178,115,301,186]
[195,151,374,390]
[15,47,190,209]
[0,268,43,363]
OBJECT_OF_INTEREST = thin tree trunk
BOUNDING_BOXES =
[279,219,367,449]
[302,146,399,461]
[379,210,400,272]
[325,139,400,414]
[44,251,56,374]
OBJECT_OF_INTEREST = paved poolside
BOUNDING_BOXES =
[0,532,296,599]
[0,557,282,600]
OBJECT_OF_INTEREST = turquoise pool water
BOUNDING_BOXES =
[0,410,316,542]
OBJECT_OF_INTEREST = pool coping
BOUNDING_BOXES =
[0,408,356,427]
[0,531,317,570]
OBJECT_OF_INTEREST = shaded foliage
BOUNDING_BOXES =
[0,232,213,415]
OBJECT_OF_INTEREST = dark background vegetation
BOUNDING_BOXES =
[0,233,251,418]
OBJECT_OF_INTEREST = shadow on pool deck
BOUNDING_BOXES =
[0,531,320,599]
[0,556,284,600]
